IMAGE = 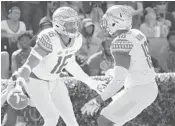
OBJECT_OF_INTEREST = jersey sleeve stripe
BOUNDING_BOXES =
[37,40,53,53]
[110,39,133,54]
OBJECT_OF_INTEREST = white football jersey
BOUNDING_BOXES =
[110,29,155,88]
[32,28,82,81]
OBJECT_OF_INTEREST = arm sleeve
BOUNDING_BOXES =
[100,37,133,101]
[100,66,129,101]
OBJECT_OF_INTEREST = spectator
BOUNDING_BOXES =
[30,16,52,47]
[167,1,175,14]
[84,38,114,76]
[69,2,81,14]
[39,16,52,31]
[1,6,26,57]
[1,52,10,79]
[158,31,175,72]
[90,2,104,37]
[2,32,33,126]
[140,10,168,38]
[101,2,108,13]
[1,37,10,53]
[59,1,69,7]
[154,1,175,31]
[151,56,161,73]
[78,18,103,60]
[106,1,115,9]
[116,1,143,29]
[143,1,156,9]
[11,32,33,73]
[167,2,175,22]
[19,2,44,34]
[81,1,93,17]
[90,2,103,22]
[47,2,60,18]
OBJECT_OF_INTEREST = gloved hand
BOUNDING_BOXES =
[81,98,100,116]
[7,77,29,110]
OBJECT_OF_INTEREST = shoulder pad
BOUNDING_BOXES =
[36,28,56,53]
[110,37,133,54]
[130,29,147,42]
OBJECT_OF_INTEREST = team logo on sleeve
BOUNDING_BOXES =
[111,39,133,53]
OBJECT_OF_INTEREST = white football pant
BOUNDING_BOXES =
[24,77,79,126]
[101,82,158,126]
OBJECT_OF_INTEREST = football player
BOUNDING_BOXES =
[10,7,104,126]
[81,5,158,126]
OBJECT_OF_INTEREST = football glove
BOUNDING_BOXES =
[81,99,100,116]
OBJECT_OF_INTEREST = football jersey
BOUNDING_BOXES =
[32,28,82,81]
[110,29,155,88]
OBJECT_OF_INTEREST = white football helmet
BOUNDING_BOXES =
[52,7,80,38]
[101,5,132,35]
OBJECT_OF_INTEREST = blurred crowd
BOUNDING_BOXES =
[1,1,175,126]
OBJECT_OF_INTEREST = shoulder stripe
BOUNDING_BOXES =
[111,39,133,53]
[36,33,53,53]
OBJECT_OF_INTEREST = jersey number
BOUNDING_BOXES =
[51,54,72,74]
[141,41,153,68]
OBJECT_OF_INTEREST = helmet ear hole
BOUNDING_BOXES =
[112,23,115,27]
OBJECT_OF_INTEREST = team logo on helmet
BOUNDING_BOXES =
[7,91,29,110]
[102,5,132,35]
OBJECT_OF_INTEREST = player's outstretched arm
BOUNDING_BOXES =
[81,51,132,116]
[12,31,53,82]
[81,54,131,115]
[13,44,48,82]
[65,56,103,93]
[99,38,132,101]
[100,65,129,101]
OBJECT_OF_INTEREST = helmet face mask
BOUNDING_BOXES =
[64,20,80,38]
[52,7,80,38]
[101,5,132,35]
